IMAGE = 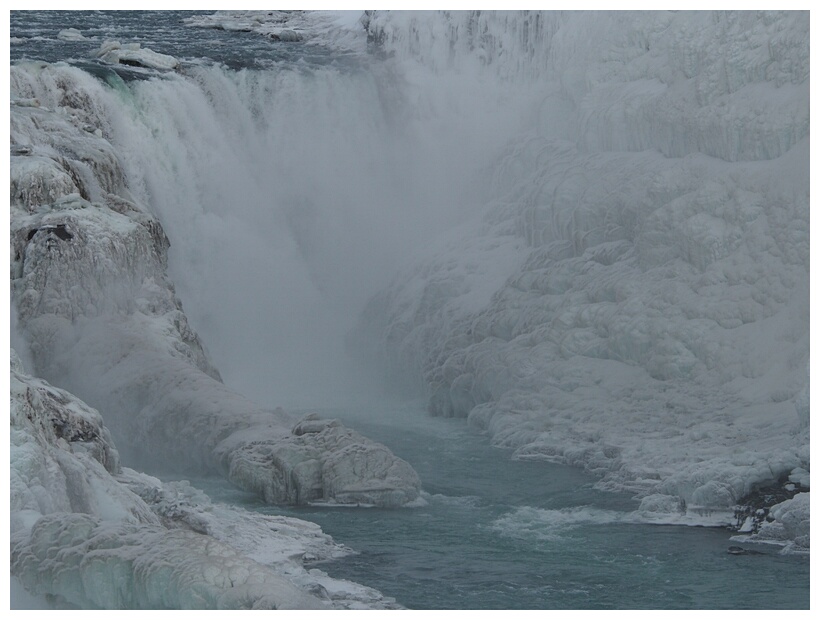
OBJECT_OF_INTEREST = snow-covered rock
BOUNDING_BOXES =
[356,10,809,514]
[10,350,158,535]
[94,40,179,71]
[9,62,421,509]
[735,493,810,554]
[10,351,402,609]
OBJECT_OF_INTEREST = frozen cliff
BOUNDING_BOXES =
[9,62,420,509]
[354,11,809,541]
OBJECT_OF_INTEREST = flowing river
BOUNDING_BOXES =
[181,403,809,610]
[10,10,810,610]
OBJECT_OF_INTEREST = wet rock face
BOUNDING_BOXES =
[27,224,73,242]
[731,476,804,534]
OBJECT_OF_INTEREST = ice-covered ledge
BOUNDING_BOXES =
[9,67,421,509]
[10,351,403,608]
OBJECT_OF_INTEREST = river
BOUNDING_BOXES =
[178,403,810,609]
[10,10,810,610]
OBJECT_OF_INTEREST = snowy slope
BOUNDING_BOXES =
[355,11,809,534]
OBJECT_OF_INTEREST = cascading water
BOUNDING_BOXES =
[11,55,540,409]
[105,62,511,407]
[9,10,809,610]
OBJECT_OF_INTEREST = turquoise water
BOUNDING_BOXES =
[12,12,809,609]
[194,404,810,610]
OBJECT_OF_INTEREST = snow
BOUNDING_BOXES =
[9,351,402,609]
[355,11,809,519]
[8,11,811,607]
[57,28,87,42]
[94,40,180,71]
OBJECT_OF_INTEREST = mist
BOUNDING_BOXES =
[10,303,35,374]
[98,58,540,409]
[10,11,810,609]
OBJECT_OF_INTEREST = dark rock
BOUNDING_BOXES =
[28,224,73,242]
[727,546,764,556]
[118,58,146,68]
[730,475,801,534]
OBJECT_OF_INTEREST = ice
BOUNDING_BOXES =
[9,62,421,508]
[94,40,180,71]
[184,10,367,51]
[57,28,87,42]
[10,350,158,533]
[12,513,327,610]
[9,12,812,604]
[355,11,809,524]
[10,350,402,609]
[734,493,810,554]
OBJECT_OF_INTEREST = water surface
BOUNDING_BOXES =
[192,404,809,610]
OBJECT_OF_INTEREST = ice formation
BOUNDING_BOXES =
[10,351,401,608]
[9,62,420,509]
[353,11,809,536]
[8,14,811,607]
[183,10,366,49]
[56,28,88,42]
[743,493,811,553]
[94,40,180,71]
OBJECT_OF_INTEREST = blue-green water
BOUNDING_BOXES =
[191,404,810,610]
[11,11,809,609]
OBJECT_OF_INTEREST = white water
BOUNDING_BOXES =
[82,61,536,408]
[9,10,810,609]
